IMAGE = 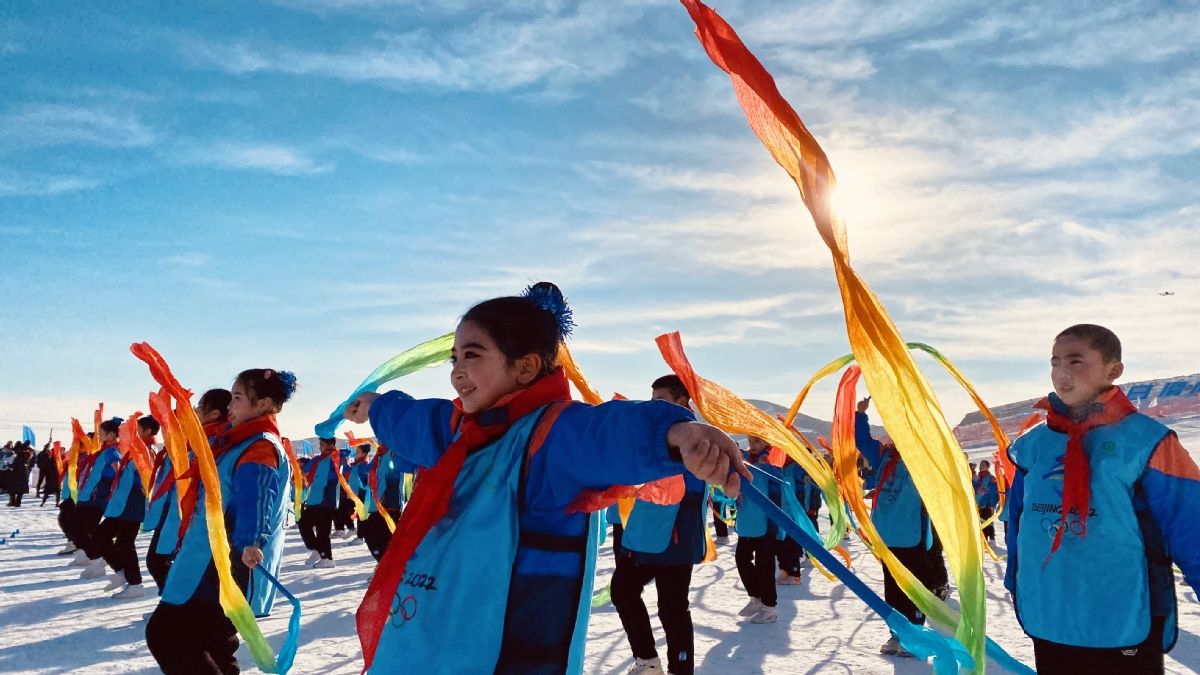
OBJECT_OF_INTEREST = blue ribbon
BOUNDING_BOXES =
[255,566,302,674]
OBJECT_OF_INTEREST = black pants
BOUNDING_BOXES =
[611,560,695,674]
[334,497,354,532]
[299,506,334,559]
[147,601,239,674]
[41,484,59,507]
[882,542,948,625]
[360,510,399,562]
[711,504,728,538]
[97,518,143,584]
[1032,617,1165,675]
[146,526,175,593]
[8,492,23,506]
[978,506,996,541]
[58,499,75,538]
[778,511,820,574]
[735,536,779,607]
[71,505,106,558]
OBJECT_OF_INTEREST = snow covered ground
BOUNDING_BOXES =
[1,496,1198,675]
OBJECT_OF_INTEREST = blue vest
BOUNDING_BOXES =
[369,405,598,675]
[1009,413,1173,648]
[621,474,707,565]
[161,433,290,616]
[736,462,794,539]
[103,460,146,522]
[871,454,925,548]
[366,453,403,513]
[144,455,174,528]
[304,454,340,508]
[78,446,121,506]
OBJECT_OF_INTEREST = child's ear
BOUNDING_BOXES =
[1108,361,1125,382]
[514,353,543,385]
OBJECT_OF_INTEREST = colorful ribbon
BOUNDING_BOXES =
[281,438,306,520]
[131,342,286,673]
[314,332,455,438]
[117,413,156,496]
[681,1,990,666]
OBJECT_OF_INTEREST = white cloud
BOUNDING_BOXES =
[0,104,156,148]
[179,142,329,175]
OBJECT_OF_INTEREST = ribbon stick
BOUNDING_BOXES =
[131,342,284,673]
[254,566,302,675]
[681,1,991,667]
[281,439,306,520]
[314,332,455,438]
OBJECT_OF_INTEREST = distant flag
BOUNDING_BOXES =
[21,426,35,446]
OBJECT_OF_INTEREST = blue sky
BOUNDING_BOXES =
[2,0,1198,442]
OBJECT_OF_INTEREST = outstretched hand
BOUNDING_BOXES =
[344,392,382,423]
[668,422,752,497]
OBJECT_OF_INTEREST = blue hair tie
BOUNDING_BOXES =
[522,282,575,339]
[110,417,125,427]
[277,370,299,401]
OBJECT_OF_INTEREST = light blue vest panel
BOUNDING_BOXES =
[145,455,174,527]
[161,433,290,616]
[78,446,121,503]
[103,460,145,520]
[871,457,924,548]
[736,464,794,540]
[1010,414,1168,647]
[368,412,539,674]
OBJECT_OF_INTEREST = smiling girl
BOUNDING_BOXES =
[344,282,748,675]
[145,369,296,675]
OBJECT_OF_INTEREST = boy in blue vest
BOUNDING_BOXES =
[348,444,371,541]
[777,457,822,583]
[299,437,340,568]
[1004,324,1200,675]
[89,416,160,599]
[734,436,802,626]
[856,397,950,657]
[973,459,999,544]
[611,375,708,675]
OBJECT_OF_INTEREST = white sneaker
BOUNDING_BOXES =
[739,598,763,616]
[305,550,321,565]
[313,557,336,569]
[112,584,144,599]
[750,605,779,624]
[58,543,77,555]
[69,550,90,567]
[626,656,663,674]
[80,560,108,579]
[103,573,126,592]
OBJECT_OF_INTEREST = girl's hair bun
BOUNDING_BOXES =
[522,282,574,339]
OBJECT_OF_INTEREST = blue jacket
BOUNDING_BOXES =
[857,412,928,548]
[78,445,121,508]
[973,472,999,509]
[736,454,802,539]
[368,390,694,674]
[366,450,403,513]
[102,458,146,522]
[349,460,370,499]
[621,471,708,566]
[1004,392,1200,650]
[303,452,341,509]
[784,461,822,514]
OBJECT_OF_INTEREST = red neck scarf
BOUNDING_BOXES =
[357,368,571,669]
[305,449,337,485]
[175,415,280,544]
[1036,387,1135,561]
[368,445,391,499]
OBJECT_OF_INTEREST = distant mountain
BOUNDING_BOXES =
[954,373,1200,450]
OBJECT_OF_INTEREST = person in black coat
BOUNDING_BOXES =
[7,442,33,507]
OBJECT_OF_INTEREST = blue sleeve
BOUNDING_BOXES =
[985,476,1000,508]
[232,463,282,549]
[1141,434,1200,594]
[368,391,455,473]
[856,412,884,470]
[1003,466,1025,594]
[524,400,695,511]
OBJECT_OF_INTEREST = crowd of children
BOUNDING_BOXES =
[7,290,1200,675]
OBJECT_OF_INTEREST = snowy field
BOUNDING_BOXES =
[1,500,1198,674]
